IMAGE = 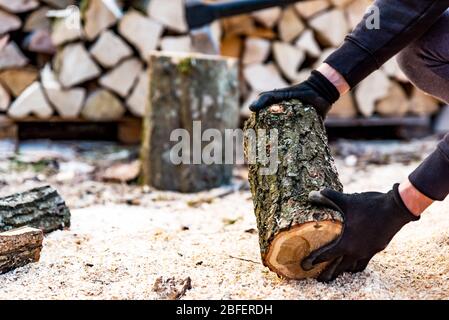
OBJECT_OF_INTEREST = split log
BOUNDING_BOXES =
[118,10,163,60]
[99,58,142,97]
[0,42,28,70]
[273,41,305,82]
[345,0,372,29]
[330,0,355,7]
[376,82,409,117]
[251,7,281,29]
[126,69,148,117]
[309,9,349,47]
[355,70,391,117]
[81,89,125,121]
[51,16,82,46]
[328,92,357,118]
[220,35,243,58]
[0,227,43,274]
[0,0,38,13]
[83,0,119,41]
[242,37,271,65]
[23,29,56,54]
[23,6,50,32]
[243,63,288,92]
[222,14,255,37]
[0,82,9,111]
[41,0,75,9]
[278,7,305,43]
[409,88,440,116]
[244,100,343,280]
[160,36,192,53]
[89,30,133,68]
[141,52,239,192]
[295,29,321,58]
[0,67,38,97]
[0,10,21,34]
[295,0,331,19]
[54,43,101,88]
[0,186,71,233]
[147,0,187,33]
[190,21,221,55]
[8,82,53,119]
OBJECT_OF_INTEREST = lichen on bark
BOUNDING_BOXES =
[244,100,343,258]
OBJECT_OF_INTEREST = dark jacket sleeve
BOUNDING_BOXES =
[409,134,449,201]
[325,0,449,88]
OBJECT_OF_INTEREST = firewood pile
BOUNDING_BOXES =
[0,0,442,130]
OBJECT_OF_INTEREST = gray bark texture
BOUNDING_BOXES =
[244,101,343,259]
[0,186,71,233]
[141,52,240,193]
[0,227,43,274]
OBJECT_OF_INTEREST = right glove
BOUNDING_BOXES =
[249,70,340,117]
[302,183,420,282]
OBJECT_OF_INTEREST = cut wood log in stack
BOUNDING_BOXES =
[0,0,443,133]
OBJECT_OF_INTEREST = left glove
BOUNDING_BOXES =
[302,184,420,282]
[249,70,340,118]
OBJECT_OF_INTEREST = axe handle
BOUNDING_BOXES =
[208,0,304,19]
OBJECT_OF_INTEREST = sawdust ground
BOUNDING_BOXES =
[1,158,449,299]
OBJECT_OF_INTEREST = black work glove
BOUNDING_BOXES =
[302,183,420,283]
[249,70,340,117]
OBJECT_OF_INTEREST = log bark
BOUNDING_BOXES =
[0,227,43,274]
[0,186,71,233]
[141,52,239,193]
[244,100,343,280]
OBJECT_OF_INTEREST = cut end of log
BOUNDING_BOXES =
[264,221,342,280]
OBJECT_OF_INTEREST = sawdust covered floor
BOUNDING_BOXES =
[1,142,449,299]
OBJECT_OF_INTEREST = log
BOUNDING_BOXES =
[355,70,391,117]
[0,42,28,70]
[330,0,355,7]
[81,89,125,121]
[0,227,43,274]
[0,82,9,111]
[126,68,148,117]
[251,7,281,29]
[244,100,343,280]
[147,0,187,33]
[118,10,163,60]
[83,0,119,41]
[0,186,71,233]
[220,35,243,58]
[345,0,372,30]
[278,7,305,43]
[0,67,38,97]
[54,43,101,88]
[0,9,21,34]
[273,41,305,82]
[160,36,192,53]
[409,88,440,116]
[51,16,82,46]
[7,81,53,119]
[328,92,358,118]
[89,30,133,68]
[23,29,56,54]
[242,37,271,65]
[141,52,239,192]
[99,58,142,97]
[41,0,75,9]
[243,63,288,92]
[295,29,321,58]
[376,82,409,117]
[23,6,50,32]
[309,9,349,47]
[0,0,38,13]
[295,0,331,19]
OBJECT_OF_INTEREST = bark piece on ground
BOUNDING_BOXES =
[0,227,43,274]
[0,186,71,233]
[244,100,343,280]
[152,276,192,300]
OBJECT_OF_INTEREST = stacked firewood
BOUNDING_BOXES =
[0,0,441,123]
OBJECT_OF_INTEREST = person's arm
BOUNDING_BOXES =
[250,0,449,112]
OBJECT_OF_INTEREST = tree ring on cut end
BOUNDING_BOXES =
[264,221,342,280]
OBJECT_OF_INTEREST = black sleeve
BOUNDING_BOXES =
[409,134,449,201]
[325,0,449,88]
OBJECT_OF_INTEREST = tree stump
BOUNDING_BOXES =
[244,100,343,280]
[0,227,43,274]
[0,186,71,233]
[141,52,239,193]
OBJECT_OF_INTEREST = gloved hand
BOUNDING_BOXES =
[302,183,420,283]
[249,70,340,117]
